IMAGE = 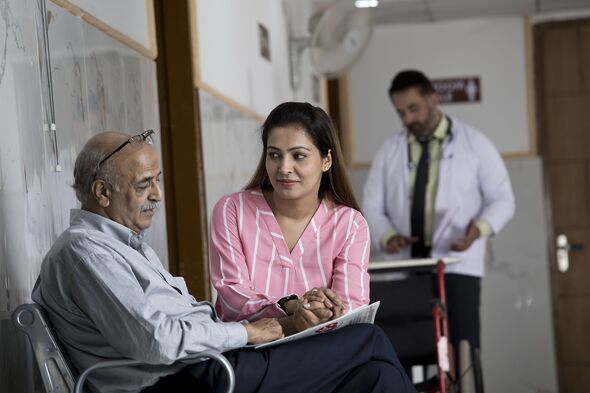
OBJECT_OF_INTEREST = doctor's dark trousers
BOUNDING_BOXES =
[142,324,416,393]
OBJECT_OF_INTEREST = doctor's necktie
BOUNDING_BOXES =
[411,138,431,258]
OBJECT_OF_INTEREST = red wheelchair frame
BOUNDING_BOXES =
[432,259,451,393]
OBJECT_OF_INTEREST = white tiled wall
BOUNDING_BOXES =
[0,1,164,391]
[199,90,263,219]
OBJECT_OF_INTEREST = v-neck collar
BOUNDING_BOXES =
[250,190,330,261]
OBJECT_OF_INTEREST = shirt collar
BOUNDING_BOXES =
[432,116,449,140]
[70,209,146,250]
[407,115,449,144]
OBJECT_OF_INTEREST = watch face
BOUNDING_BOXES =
[278,295,298,310]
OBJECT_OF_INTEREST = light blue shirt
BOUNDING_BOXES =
[32,209,247,393]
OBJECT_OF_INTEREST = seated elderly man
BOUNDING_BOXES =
[32,130,415,393]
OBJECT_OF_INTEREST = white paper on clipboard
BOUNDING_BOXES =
[249,301,381,350]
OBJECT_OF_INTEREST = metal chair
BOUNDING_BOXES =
[12,303,235,393]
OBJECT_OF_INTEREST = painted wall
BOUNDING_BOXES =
[481,158,557,392]
[199,89,262,220]
[0,1,164,391]
[195,0,323,119]
[348,17,530,164]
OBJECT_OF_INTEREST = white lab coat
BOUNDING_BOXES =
[362,116,515,277]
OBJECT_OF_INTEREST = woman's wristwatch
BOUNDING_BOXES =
[277,294,299,313]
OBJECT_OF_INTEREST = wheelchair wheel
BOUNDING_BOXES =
[472,347,484,393]
[456,340,485,393]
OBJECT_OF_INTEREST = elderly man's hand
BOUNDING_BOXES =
[385,234,419,254]
[451,220,481,252]
[244,318,283,344]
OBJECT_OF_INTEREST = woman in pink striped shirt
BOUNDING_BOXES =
[209,102,370,335]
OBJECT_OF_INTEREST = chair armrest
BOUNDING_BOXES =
[74,351,235,393]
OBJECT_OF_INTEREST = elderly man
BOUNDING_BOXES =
[32,131,415,393]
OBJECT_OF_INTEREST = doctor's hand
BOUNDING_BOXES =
[385,235,419,254]
[451,220,481,252]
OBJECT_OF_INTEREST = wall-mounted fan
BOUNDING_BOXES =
[288,0,373,89]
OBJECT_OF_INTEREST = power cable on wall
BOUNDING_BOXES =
[39,0,61,172]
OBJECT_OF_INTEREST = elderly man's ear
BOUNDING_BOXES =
[91,180,111,208]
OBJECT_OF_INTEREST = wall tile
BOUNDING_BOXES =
[0,1,164,391]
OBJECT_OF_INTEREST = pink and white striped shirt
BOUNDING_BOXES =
[209,189,371,322]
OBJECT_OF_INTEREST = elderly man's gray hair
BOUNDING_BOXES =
[73,144,120,206]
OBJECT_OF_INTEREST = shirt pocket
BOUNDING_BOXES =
[456,157,479,194]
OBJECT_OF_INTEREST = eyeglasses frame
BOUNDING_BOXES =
[96,129,155,170]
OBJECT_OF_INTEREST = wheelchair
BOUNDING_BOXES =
[369,259,484,393]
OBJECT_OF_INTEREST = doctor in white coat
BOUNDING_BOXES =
[363,70,515,359]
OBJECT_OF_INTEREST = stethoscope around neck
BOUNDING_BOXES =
[406,117,454,171]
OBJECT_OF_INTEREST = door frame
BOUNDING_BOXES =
[154,0,210,300]
[533,17,590,392]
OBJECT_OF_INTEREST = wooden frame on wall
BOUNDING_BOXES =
[188,0,265,122]
[522,16,538,159]
[327,75,355,167]
[333,17,538,169]
[51,0,157,59]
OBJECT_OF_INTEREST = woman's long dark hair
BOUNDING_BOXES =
[244,102,360,211]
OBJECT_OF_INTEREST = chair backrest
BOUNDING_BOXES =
[13,303,236,393]
[12,303,75,393]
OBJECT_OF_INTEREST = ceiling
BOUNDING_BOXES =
[364,0,590,24]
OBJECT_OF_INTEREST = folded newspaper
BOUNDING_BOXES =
[251,301,380,349]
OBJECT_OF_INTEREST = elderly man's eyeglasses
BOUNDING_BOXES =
[97,129,155,169]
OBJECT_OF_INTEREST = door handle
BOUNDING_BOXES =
[556,234,585,273]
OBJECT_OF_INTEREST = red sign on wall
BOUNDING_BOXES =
[431,76,481,104]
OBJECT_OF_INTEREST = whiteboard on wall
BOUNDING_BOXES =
[51,0,156,58]
[348,17,532,164]
[192,0,322,120]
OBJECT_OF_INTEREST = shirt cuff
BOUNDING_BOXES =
[221,322,249,351]
[475,219,494,238]
[380,229,397,250]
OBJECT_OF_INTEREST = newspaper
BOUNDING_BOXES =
[251,301,380,349]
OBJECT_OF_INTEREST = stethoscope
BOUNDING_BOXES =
[407,116,454,171]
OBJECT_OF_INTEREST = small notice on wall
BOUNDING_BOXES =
[258,23,270,61]
[431,76,481,104]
